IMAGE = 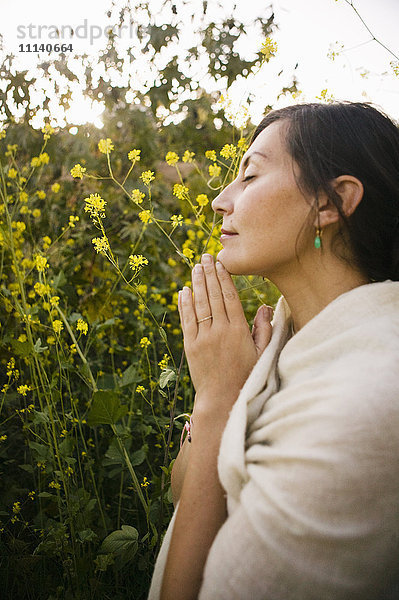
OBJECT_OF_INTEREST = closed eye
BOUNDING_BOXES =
[242,175,255,183]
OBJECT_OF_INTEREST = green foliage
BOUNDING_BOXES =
[0,3,281,598]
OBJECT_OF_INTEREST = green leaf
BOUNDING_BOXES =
[78,529,98,543]
[33,338,48,353]
[51,270,67,289]
[32,410,50,425]
[159,367,176,389]
[99,525,138,562]
[120,364,138,387]
[130,448,145,466]
[68,311,83,324]
[29,441,51,460]
[11,339,31,357]
[159,327,168,343]
[96,317,119,332]
[19,463,34,473]
[87,391,128,426]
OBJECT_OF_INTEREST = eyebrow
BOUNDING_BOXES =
[241,151,269,170]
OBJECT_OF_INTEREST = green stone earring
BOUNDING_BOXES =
[314,227,323,249]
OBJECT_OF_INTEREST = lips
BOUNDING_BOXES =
[221,228,238,236]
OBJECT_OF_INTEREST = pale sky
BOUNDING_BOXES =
[1,0,398,125]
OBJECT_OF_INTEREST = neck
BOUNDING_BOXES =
[269,257,370,335]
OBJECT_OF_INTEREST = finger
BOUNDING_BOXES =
[178,286,197,340]
[215,260,246,324]
[252,305,273,355]
[192,264,213,330]
[200,254,228,322]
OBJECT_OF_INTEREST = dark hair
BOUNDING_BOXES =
[251,102,399,282]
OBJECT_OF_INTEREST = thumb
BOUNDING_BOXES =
[252,305,273,355]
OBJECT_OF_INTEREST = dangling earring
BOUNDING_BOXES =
[314,226,323,249]
[314,203,323,249]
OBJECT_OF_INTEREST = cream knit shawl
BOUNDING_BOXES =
[148,280,399,600]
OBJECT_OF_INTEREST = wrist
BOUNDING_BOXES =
[191,400,232,439]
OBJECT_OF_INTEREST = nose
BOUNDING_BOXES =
[211,182,234,215]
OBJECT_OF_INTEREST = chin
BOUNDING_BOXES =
[216,250,253,276]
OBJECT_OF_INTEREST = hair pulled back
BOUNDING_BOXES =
[251,102,399,282]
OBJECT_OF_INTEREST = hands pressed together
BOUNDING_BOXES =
[177,253,274,426]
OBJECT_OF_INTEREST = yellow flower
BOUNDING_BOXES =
[0,434,7,442]
[128,149,141,162]
[12,501,21,514]
[165,151,179,166]
[131,189,145,204]
[0,129,6,139]
[49,481,61,490]
[237,138,249,152]
[173,183,189,200]
[158,353,169,369]
[32,209,41,218]
[19,191,28,203]
[168,257,177,267]
[196,194,209,206]
[42,235,52,249]
[205,150,217,161]
[77,319,88,335]
[34,282,50,296]
[8,168,17,179]
[391,61,399,76]
[31,157,40,167]
[37,190,46,200]
[42,123,55,139]
[182,247,194,259]
[316,88,334,103]
[140,337,151,349]
[70,164,86,179]
[140,170,155,185]
[140,476,150,488]
[50,296,60,307]
[138,210,152,224]
[171,214,183,227]
[182,150,195,163]
[34,255,48,273]
[53,320,63,334]
[136,283,147,295]
[69,215,79,228]
[46,336,56,345]
[18,334,27,342]
[13,221,26,234]
[17,384,31,396]
[92,236,110,254]
[39,152,49,165]
[51,183,60,193]
[220,144,237,159]
[84,193,107,219]
[129,254,149,273]
[260,37,278,60]
[208,163,221,178]
[98,138,114,154]
[136,385,145,394]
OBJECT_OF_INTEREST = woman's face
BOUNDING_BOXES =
[211,120,314,278]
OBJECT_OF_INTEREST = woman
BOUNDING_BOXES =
[149,102,399,600]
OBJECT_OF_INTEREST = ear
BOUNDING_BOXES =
[314,175,364,229]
